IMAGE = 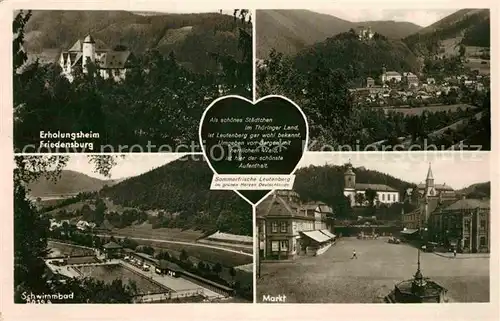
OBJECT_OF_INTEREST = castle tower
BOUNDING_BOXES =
[343,160,356,206]
[82,34,96,73]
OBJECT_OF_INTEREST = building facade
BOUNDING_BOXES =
[405,72,419,88]
[343,161,400,207]
[428,198,490,253]
[381,67,402,83]
[59,34,133,82]
[256,190,335,260]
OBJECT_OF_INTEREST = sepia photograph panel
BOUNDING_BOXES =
[14,154,253,303]
[256,152,490,303]
[256,9,491,152]
[13,9,252,153]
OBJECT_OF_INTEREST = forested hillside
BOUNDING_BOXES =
[293,163,416,207]
[14,10,252,152]
[23,10,245,73]
[100,157,253,235]
[294,31,421,84]
[256,9,421,58]
[27,170,117,197]
[457,182,490,199]
[404,9,490,56]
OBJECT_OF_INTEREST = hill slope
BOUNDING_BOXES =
[23,10,245,73]
[404,9,490,56]
[456,182,490,198]
[293,31,420,83]
[28,170,118,197]
[256,9,422,58]
[99,157,252,235]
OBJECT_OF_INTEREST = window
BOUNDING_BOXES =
[271,241,279,252]
[464,238,470,248]
[280,240,288,252]
[382,194,385,201]
[280,222,287,233]
[480,220,486,230]
[271,222,278,233]
[480,237,486,247]
[464,220,471,231]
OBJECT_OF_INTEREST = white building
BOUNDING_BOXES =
[381,67,402,83]
[343,162,400,207]
[59,34,133,82]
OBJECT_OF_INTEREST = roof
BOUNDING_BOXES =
[417,183,454,191]
[444,198,490,211]
[256,193,299,218]
[386,71,401,76]
[401,229,419,235]
[84,34,95,44]
[159,260,182,271]
[69,40,83,52]
[355,183,398,192]
[97,51,132,69]
[320,229,336,239]
[207,231,253,244]
[103,241,122,249]
[300,230,331,243]
[234,263,253,273]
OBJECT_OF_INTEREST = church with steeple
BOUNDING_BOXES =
[401,163,457,229]
[59,34,134,82]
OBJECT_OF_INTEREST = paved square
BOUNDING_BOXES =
[257,237,489,303]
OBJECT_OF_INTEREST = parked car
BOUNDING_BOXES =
[143,264,150,271]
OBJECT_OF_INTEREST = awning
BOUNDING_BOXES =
[400,229,419,235]
[320,230,336,239]
[301,230,331,243]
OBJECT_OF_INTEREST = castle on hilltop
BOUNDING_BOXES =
[59,34,134,82]
[356,26,374,40]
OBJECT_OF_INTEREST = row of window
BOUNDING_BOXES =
[379,193,398,202]
[464,236,487,247]
[271,221,288,233]
[270,240,289,252]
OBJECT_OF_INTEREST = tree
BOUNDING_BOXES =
[229,267,236,283]
[180,249,188,262]
[459,44,466,58]
[354,193,366,206]
[364,189,377,207]
[212,262,223,275]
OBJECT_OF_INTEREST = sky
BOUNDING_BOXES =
[313,9,458,27]
[62,154,197,180]
[298,152,491,189]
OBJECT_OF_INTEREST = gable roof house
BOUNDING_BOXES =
[59,34,134,82]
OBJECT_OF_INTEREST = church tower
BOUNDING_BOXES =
[381,65,387,83]
[425,163,436,197]
[82,34,96,73]
[343,160,356,206]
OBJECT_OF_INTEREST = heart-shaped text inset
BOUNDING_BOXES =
[200,95,308,204]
